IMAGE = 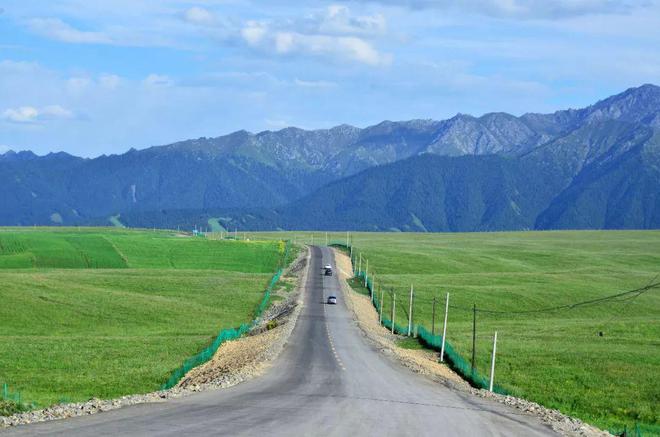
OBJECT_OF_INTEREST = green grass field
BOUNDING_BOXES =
[0,228,284,408]
[258,230,660,435]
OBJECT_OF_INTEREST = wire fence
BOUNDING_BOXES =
[332,241,504,393]
[359,268,507,394]
[330,240,657,437]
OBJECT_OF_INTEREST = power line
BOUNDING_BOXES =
[382,281,660,315]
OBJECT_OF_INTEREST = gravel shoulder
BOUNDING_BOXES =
[332,248,611,437]
[0,247,309,429]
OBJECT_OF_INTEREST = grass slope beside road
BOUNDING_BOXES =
[258,230,660,434]
[0,228,284,408]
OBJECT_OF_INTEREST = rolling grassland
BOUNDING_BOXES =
[0,228,283,407]
[258,230,660,434]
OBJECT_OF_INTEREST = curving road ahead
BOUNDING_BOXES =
[3,246,555,436]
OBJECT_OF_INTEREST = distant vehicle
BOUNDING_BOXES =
[324,264,332,270]
[323,264,333,276]
[327,295,337,304]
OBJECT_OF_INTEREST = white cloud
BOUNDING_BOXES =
[362,0,647,19]
[294,78,338,88]
[1,105,74,123]
[319,5,387,35]
[27,18,111,44]
[238,5,391,66]
[241,24,391,66]
[143,74,174,87]
[2,106,39,123]
[241,21,268,45]
[67,76,92,92]
[99,74,121,89]
[183,7,216,26]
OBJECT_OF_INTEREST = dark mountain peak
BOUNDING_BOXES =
[584,83,660,126]
[0,150,38,162]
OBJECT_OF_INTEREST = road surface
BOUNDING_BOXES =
[3,246,555,436]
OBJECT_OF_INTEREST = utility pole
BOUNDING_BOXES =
[431,296,437,336]
[391,291,396,334]
[379,286,384,324]
[489,331,498,392]
[440,292,449,362]
[407,284,414,336]
[471,303,477,375]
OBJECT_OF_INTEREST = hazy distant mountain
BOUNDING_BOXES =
[1,84,659,231]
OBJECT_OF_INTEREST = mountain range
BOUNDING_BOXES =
[2,84,659,231]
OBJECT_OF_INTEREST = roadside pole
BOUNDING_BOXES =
[471,304,477,375]
[371,273,375,301]
[358,253,362,275]
[431,296,437,336]
[391,291,396,334]
[365,259,369,287]
[325,232,328,246]
[440,292,449,362]
[379,287,384,324]
[489,331,498,392]
[407,284,414,336]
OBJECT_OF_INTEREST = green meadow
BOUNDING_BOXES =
[259,230,660,435]
[0,228,284,407]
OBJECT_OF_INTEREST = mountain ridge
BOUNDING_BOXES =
[1,84,659,231]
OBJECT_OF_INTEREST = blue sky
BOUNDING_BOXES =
[1,0,659,157]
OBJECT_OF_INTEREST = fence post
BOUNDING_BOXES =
[392,291,396,334]
[471,303,477,375]
[371,273,375,301]
[440,292,449,362]
[489,331,498,392]
[407,284,414,336]
[365,259,369,287]
[379,287,384,324]
[431,296,437,336]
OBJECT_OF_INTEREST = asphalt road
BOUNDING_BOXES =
[3,246,556,436]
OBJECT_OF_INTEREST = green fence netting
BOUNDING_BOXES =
[160,240,290,390]
[1,383,21,404]
[331,241,506,395]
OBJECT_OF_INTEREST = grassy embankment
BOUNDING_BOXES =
[258,230,660,435]
[0,228,284,408]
